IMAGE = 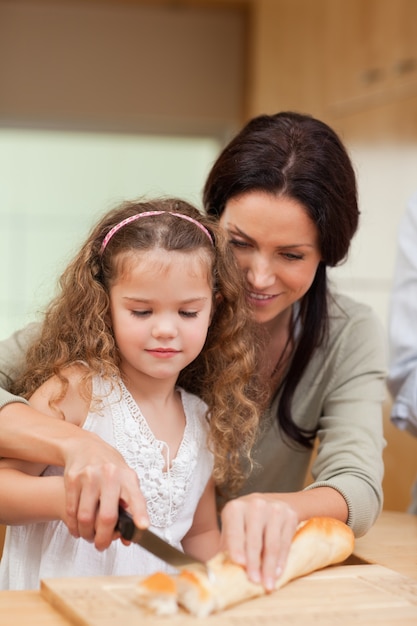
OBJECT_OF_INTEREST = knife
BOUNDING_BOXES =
[115,507,213,580]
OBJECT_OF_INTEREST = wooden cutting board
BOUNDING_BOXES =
[41,564,417,626]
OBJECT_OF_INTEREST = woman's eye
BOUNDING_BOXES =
[229,238,250,249]
[282,252,303,261]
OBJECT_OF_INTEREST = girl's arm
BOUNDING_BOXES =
[0,462,66,525]
[181,478,220,561]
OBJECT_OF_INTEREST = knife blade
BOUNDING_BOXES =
[115,507,213,579]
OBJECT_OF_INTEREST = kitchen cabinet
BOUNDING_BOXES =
[324,0,417,121]
[247,0,417,141]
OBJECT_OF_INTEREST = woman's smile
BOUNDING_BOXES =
[247,289,281,306]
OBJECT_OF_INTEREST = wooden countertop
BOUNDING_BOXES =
[353,510,417,580]
[1,510,416,625]
[0,590,72,625]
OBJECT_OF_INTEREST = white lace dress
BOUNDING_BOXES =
[0,378,214,590]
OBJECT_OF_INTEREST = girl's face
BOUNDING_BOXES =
[109,248,213,384]
[219,190,322,327]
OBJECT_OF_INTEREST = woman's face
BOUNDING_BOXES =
[219,191,322,327]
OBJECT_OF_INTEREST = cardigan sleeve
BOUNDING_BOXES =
[305,300,387,537]
[0,323,40,408]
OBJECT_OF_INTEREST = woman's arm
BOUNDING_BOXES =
[220,487,346,591]
[0,322,75,466]
[182,478,220,562]
[0,403,146,527]
[221,300,386,591]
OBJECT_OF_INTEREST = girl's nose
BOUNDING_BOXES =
[151,316,178,339]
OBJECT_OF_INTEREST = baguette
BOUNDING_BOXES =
[137,517,355,618]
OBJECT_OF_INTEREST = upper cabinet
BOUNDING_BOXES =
[246,0,417,142]
[324,0,417,116]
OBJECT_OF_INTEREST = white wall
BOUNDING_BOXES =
[330,143,417,330]
[0,129,220,338]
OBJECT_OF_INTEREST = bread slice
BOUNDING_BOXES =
[135,571,178,615]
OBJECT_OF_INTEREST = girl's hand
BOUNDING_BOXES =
[219,493,298,591]
[63,433,149,550]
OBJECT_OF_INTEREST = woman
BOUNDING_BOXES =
[203,111,386,586]
[0,112,386,590]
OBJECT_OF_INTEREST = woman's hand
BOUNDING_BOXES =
[63,432,149,550]
[0,401,149,549]
[219,493,298,591]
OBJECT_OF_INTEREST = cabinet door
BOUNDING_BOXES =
[324,0,417,115]
[390,0,417,93]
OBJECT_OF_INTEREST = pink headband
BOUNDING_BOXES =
[100,210,214,254]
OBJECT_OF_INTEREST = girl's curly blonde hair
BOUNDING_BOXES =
[12,198,266,496]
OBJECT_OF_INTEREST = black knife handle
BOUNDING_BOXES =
[115,506,136,541]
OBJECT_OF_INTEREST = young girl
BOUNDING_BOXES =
[0,198,262,590]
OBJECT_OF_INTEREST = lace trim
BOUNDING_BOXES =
[112,382,204,530]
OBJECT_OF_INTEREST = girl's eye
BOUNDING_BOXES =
[180,311,198,318]
[131,310,151,317]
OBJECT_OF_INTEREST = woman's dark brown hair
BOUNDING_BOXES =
[203,111,359,448]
